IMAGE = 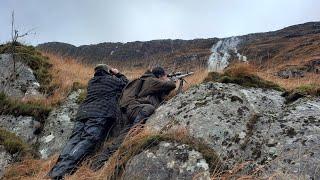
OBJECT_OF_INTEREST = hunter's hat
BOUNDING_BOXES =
[152,66,166,78]
[95,64,111,73]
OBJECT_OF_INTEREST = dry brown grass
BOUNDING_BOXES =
[22,53,94,106]
[121,68,146,80]
[257,71,320,91]
[253,56,320,91]
[183,68,208,91]
[221,61,320,92]
[44,53,94,105]
[3,155,58,180]
[224,62,257,77]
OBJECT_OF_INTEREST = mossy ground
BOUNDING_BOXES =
[0,128,29,155]
[204,71,284,91]
[0,92,51,123]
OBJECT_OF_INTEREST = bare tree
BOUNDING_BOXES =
[10,11,35,79]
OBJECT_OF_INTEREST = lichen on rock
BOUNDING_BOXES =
[122,142,211,180]
[0,54,42,99]
[0,145,12,179]
[0,115,40,145]
[38,90,82,159]
[145,82,320,178]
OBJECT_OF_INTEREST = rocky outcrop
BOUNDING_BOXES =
[145,82,320,178]
[0,115,41,145]
[0,54,41,99]
[38,90,82,159]
[277,59,320,79]
[277,66,306,78]
[0,146,12,178]
[122,142,211,180]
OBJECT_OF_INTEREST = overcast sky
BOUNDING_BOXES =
[0,0,319,46]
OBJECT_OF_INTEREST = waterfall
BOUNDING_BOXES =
[208,37,247,72]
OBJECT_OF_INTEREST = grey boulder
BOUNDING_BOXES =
[145,82,320,178]
[123,142,211,180]
[0,54,42,99]
[0,146,12,179]
[0,115,40,145]
[38,90,82,159]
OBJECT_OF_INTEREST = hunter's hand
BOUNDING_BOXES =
[110,68,120,75]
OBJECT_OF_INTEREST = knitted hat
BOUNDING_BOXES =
[94,64,111,73]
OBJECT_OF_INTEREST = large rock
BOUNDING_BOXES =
[145,82,320,178]
[0,54,41,99]
[263,98,320,179]
[0,146,12,179]
[123,142,211,180]
[277,66,306,79]
[0,115,40,145]
[38,90,82,159]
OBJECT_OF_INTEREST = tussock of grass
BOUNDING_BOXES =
[282,83,320,103]
[3,155,58,180]
[0,92,51,123]
[0,42,53,93]
[0,128,29,155]
[204,63,284,91]
[294,84,320,96]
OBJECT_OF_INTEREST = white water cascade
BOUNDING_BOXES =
[208,37,247,72]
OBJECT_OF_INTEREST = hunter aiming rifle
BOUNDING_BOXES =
[168,71,194,94]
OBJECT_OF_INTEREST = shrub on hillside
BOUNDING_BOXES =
[0,42,52,93]
[204,63,284,91]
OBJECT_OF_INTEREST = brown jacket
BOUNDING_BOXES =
[119,72,176,111]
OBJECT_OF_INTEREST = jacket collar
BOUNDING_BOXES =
[140,72,156,79]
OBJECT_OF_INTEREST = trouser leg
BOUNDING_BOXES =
[132,104,155,124]
[48,117,114,178]
[48,121,84,178]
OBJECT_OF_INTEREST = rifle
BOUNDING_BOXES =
[168,72,194,94]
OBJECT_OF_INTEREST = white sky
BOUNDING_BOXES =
[0,0,319,46]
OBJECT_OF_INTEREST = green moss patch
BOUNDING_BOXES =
[0,42,52,93]
[0,128,29,155]
[0,92,51,123]
[203,71,284,91]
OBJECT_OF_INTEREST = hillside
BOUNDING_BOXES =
[37,39,217,72]
[37,22,320,73]
[0,21,320,179]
